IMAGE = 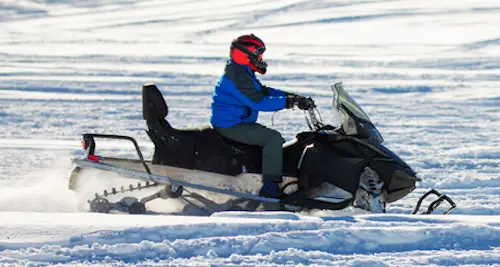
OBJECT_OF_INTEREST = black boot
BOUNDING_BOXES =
[258,176,299,198]
[258,181,283,198]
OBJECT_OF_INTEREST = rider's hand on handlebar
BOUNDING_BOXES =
[285,95,300,109]
[297,97,315,110]
[285,95,315,110]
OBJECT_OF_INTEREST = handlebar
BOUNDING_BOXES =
[304,101,324,131]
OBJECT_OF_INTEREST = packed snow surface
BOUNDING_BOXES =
[0,0,499,266]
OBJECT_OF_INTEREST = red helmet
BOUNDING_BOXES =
[230,34,267,74]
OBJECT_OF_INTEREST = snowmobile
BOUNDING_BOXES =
[68,82,456,215]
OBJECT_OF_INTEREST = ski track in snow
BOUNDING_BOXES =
[0,0,499,266]
[1,212,500,266]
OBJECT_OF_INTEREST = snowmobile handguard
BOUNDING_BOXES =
[81,133,151,174]
[412,189,456,215]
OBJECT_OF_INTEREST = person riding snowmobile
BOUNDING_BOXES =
[210,34,314,198]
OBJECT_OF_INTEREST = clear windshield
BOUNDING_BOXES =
[331,82,384,143]
[332,82,372,123]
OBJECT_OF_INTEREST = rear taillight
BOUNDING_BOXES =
[81,139,87,149]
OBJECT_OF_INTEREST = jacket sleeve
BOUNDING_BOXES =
[225,64,286,111]
[261,85,287,97]
[230,80,286,111]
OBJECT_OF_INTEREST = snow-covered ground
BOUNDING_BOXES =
[0,0,499,266]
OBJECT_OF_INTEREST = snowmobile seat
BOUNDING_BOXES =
[142,83,245,175]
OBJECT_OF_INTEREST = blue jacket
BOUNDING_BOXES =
[210,60,287,128]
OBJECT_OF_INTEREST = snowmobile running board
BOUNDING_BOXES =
[74,158,284,204]
[73,158,357,211]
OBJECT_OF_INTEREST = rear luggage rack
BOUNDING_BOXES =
[81,133,151,174]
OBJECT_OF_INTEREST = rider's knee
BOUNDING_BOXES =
[268,130,285,145]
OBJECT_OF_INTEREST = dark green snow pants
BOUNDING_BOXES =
[215,123,285,183]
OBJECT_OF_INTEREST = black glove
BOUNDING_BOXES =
[297,97,315,110]
[285,92,302,109]
[285,95,315,110]
[285,95,298,109]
